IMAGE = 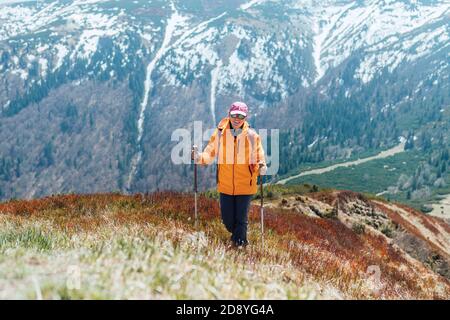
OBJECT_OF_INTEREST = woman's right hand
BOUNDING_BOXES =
[191,145,199,162]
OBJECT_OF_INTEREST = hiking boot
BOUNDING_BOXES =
[225,235,235,249]
[234,239,249,249]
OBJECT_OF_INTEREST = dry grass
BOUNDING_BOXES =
[0,192,449,299]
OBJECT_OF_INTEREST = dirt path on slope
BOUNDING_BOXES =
[277,141,406,185]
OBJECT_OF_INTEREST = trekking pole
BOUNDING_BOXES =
[260,174,264,249]
[193,145,198,228]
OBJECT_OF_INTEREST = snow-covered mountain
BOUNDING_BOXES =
[0,0,449,200]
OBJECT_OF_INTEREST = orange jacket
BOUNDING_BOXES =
[197,117,266,195]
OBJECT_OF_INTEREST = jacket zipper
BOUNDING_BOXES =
[233,136,236,195]
[248,165,253,186]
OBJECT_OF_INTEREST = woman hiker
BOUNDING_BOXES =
[191,101,267,248]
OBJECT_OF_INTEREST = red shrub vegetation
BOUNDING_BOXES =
[1,191,449,298]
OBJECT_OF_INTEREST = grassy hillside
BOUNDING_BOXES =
[284,150,450,211]
[0,190,449,299]
[284,151,426,193]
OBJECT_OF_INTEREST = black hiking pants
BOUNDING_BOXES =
[219,193,252,246]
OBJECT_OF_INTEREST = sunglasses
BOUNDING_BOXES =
[230,114,246,120]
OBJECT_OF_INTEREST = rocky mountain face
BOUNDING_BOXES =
[0,0,449,200]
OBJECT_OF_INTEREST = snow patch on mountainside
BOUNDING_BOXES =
[161,22,304,102]
[311,0,450,83]
[240,0,266,11]
[126,2,188,191]
[312,2,354,83]
[210,61,222,126]
[0,1,131,62]
[355,24,449,83]
[10,68,28,80]
[0,1,112,41]
[53,44,69,71]
[0,4,36,41]
[38,58,48,77]
[2,0,447,93]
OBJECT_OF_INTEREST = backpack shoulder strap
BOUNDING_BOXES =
[247,128,257,149]
[247,127,259,165]
[216,126,224,184]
